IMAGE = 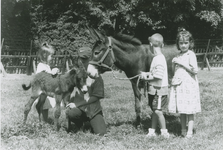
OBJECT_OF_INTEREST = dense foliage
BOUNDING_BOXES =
[1,0,223,52]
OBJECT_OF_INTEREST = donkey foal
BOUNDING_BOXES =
[22,68,88,131]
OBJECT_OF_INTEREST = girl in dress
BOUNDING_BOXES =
[168,29,201,138]
[34,42,59,122]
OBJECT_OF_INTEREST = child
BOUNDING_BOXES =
[168,29,201,138]
[140,33,169,138]
[34,42,59,122]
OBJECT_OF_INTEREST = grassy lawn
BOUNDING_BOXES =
[1,69,223,150]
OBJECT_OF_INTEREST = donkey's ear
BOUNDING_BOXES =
[94,29,106,43]
[88,28,100,41]
[69,68,77,75]
[88,27,106,42]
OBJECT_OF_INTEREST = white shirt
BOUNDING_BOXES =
[149,54,168,87]
[36,62,52,74]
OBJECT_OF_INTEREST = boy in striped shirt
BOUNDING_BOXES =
[140,33,169,138]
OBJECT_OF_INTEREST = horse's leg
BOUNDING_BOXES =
[23,96,38,124]
[54,94,63,131]
[131,81,142,128]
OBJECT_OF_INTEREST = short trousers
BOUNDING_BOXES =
[148,94,168,111]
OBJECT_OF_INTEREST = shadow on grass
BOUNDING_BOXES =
[165,114,181,136]
[105,113,181,136]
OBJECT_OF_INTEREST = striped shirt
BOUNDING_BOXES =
[148,54,168,95]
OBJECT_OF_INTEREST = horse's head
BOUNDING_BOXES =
[87,28,115,78]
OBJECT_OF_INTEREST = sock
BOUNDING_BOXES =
[161,129,168,134]
[187,131,193,135]
[148,128,155,134]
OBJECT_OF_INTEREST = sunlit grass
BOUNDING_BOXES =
[1,69,223,150]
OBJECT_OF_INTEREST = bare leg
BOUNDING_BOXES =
[154,110,166,129]
[24,96,38,124]
[180,114,187,136]
[180,114,187,129]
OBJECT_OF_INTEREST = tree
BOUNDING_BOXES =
[2,0,223,53]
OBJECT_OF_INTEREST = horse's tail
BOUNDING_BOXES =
[22,83,31,90]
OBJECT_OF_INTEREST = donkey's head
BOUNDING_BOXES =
[69,57,88,94]
[69,66,88,94]
[87,28,115,78]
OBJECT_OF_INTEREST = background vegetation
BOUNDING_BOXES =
[2,0,223,52]
[1,69,223,150]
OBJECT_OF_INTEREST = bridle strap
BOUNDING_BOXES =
[89,37,116,70]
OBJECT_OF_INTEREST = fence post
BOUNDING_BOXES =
[27,40,33,75]
[62,52,67,74]
[201,39,210,70]
[0,38,7,76]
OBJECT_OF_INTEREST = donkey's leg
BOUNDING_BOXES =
[23,96,38,124]
[36,93,47,123]
[131,82,142,128]
[54,94,63,131]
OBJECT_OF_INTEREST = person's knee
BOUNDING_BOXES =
[154,109,163,116]
[90,114,107,136]
[66,108,83,120]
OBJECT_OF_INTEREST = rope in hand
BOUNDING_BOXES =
[110,68,148,97]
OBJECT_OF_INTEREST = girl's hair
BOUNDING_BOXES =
[38,42,55,63]
[176,28,194,50]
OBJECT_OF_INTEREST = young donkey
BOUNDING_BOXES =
[22,63,88,131]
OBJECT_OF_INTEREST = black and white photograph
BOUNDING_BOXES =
[1,0,223,149]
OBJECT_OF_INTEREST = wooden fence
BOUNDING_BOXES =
[1,49,223,75]
[1,39,223,75]
[1,50,77,75]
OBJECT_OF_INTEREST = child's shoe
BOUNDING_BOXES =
[161,129,170,138]
[146,128,157,137]
[185,131,193,139]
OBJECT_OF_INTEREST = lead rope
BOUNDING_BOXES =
[110,66,148,97]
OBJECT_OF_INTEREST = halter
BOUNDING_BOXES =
[89,36,147,96]
[89,37,116,70]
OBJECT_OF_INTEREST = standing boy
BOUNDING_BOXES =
[140,33,169,138]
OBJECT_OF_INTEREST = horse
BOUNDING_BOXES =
[86,28,179,127]
[22,57,88,131]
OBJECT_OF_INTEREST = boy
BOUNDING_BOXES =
[140,33,169,138]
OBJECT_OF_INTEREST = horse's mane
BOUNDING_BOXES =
[113,33,142,45]
[112,33,142,52]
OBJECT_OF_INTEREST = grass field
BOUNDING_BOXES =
[1,69,223,150]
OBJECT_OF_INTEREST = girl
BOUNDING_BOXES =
[34,42,59,122]
[168,29,201,138]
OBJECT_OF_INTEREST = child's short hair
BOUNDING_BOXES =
[176,28,194,50]
[148,33,164,48]
[38,42,55,63]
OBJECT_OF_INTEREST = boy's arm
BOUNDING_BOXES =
[140,65,164,81]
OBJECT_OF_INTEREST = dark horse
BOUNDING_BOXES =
[87,28,179,127]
